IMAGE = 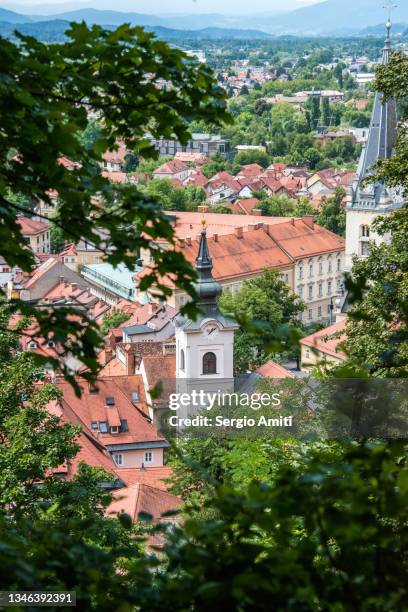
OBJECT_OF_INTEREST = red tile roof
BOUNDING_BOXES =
[153,160,189,175]
[300,319,347,359]
[116,466,174,489]
[57,377,165,446]
[17,217,49,236]
[230,198,261,215]
[102,141,128,165]
[101,171,129,183]
[174,152,210,165]
[107,483,181,523]
[267,218,345,259]
[256,360,295,379]
[181,226,292,281]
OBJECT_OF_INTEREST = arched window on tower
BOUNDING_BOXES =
[360,224,370,238]
[202,352,217,375]
[180,349,185,371]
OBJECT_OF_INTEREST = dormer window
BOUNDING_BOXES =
[110,426,119,434]
[105,397,115,406]
[47,341,55,348]
[28,341,37,349]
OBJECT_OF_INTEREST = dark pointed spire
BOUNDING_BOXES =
[194,221,222,314]
[351,15,398,209]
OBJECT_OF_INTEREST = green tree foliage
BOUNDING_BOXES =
[100,310,131,335]
[144,179,205,211]
[341,208,408,377]
[219,269,304,371]
[233,149,271,170]
[0,23,230,380]
[316,187,346,236]
[162,440,408,611]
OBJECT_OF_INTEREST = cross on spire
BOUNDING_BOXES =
[383,1,397,21]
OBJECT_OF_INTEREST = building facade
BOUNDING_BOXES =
[345,20,405,271]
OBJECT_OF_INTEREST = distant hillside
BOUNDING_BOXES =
[273,0,408,35]
[0,18,271,41]
[358,22,408,37]
[0,8,32,23]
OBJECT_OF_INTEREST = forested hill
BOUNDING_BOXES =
[0,19,271,41]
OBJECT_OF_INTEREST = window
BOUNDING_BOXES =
[308,260,313,277]
[327,303,332,314]
[328,257,333,274]
[308,285,313,299]
[318,282,323,298]
[110,426,119,434]
[113,454,123,466]
[318,258,323,275]
[202,352,217,375]
[306,349,310,359]
[99,421,108,433]
[318,306,322,317]
[105,396,115,406]
[308,309,313,321]
[89,386,98,395]
[337,258,341,272]
[91,421,98,430]
[180,348,185,371]
[179,296,185,306]
[284,273,289,283]
[144,451,153,463]
[28,341,37,349]
[298,266,303,280]
[297,285,304,298]
[47,341,55,348]
[360,224,370,238]
[328,281,332,295]
[120,419,128,432]
[131,391,139,403]
[361,241,369,257]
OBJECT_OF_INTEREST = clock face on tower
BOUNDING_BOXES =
[202,323,219,339]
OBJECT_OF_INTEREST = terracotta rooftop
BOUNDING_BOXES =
[17,217,49,236]
[107,483,181,523]
[300,319,347,359]
[166,211,289,240]
[256,360,295,379]
[115,466,174,489]
[267,218,345,259]
[230,198,262,215]
[174,152,210,165]
[154,160,189,175]
[57,377,165,446]
[181,226,293,281]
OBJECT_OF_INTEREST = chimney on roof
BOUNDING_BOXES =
[149,302,160,315]
[235,226,243,239]
[198,205,209,214]
[102,347,114,366]
[126,350,135,376]
[302,215,315,229]
[290,217,295,226]
[213,233,218,242]
[185,236,192,246]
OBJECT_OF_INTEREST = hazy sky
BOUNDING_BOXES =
[10,0,322,14]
